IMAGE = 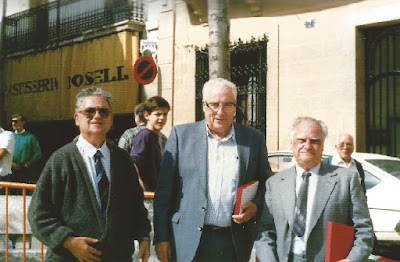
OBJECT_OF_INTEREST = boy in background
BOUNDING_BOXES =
[130,96,170,192]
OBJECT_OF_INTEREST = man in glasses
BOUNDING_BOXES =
[154,78,272,262]
[331,133,366,194]
[255,117,373,262]
[28,87,151,262]
[11,113,42,186]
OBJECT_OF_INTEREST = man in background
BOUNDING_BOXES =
[119,102,168,154]
[331,133,366,194]
[11,113,42,185]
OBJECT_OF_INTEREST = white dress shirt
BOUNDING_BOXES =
[292,163,320,255]
[331,153,362,184]
[204,125,239,227]
[331,153,358,170]
[76,135,111,208]
[0,128,15,176]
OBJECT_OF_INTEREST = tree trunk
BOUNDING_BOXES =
[208,0,230,80]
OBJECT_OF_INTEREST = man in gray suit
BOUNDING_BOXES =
[255,117,374,262]
[154,78,272,262]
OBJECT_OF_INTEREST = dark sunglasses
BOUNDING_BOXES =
[11,120,20,123]
[79,107,111,118]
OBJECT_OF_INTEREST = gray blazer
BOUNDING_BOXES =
[255,162,374,262]
[154,120,272,262]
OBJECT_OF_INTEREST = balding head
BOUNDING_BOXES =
[335,133,354,163]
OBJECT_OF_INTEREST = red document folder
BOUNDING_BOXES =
[325,222,355,262]
[234,180,259,215]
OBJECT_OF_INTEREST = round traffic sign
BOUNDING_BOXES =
[133,56,157,85]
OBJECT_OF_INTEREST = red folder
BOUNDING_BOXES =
[325,222,355,262]
[234,180,259,215]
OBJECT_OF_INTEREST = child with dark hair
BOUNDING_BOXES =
[130,96,170,191]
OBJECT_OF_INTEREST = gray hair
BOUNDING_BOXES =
[202,78,237,102]
[290,116,328,141]
[75,87,112,113]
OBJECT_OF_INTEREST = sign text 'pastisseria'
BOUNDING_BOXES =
[5,66,129,96]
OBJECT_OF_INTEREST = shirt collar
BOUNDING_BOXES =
[331,152,355,167]
[76,135,108,158]
[206,124,236,142]
[15,129,26,134]
[295,163,321,179]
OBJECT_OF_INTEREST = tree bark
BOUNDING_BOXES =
[208,0,230,80]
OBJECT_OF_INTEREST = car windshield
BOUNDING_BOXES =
[365,159,400,180]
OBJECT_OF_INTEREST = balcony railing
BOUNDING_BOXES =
[3,0,145,55]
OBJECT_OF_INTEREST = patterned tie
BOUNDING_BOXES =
[94,150,109,217]
[293,171,311,237]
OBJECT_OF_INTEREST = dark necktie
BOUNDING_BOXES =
[94,150,109,217]
[293,171,311,237]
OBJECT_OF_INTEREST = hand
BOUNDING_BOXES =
[232,202,257,224]
[156,241,172,262]
[63,237,102,262]
[137,240,150,262]
[24,160,33,168]
[12,162,21,171]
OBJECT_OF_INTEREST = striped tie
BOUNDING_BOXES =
[293,171,311,237]
[94,150,109,217]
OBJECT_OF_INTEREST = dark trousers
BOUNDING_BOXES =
[193,227,237,262]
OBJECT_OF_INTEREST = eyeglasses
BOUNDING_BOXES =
[11,120,20,123]
[79,107,111,118]
[204,101,236,112]
[339,142,354,148]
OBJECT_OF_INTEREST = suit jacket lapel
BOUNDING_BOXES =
[280,167,297,228]
[194,121,208,197]
[306,162,337,239]
[73,142,105,230]
[234,124,250,186]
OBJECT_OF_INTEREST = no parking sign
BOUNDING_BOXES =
[133,56,157,85]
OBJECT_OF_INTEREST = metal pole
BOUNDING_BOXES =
[0,0,7,127]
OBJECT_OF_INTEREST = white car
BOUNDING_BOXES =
[267,151,400,243]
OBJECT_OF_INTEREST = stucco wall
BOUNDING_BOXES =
[154,0,400,152]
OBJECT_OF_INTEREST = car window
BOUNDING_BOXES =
[268,155,294,174]
[364,170,381,191]
[364,159,400,180]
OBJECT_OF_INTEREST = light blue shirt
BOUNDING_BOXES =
[204,125,239,227]
[76,136,111,208]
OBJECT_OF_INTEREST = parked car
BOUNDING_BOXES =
[267,151,400,243]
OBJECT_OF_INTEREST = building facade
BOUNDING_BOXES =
[1,0,400,161]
